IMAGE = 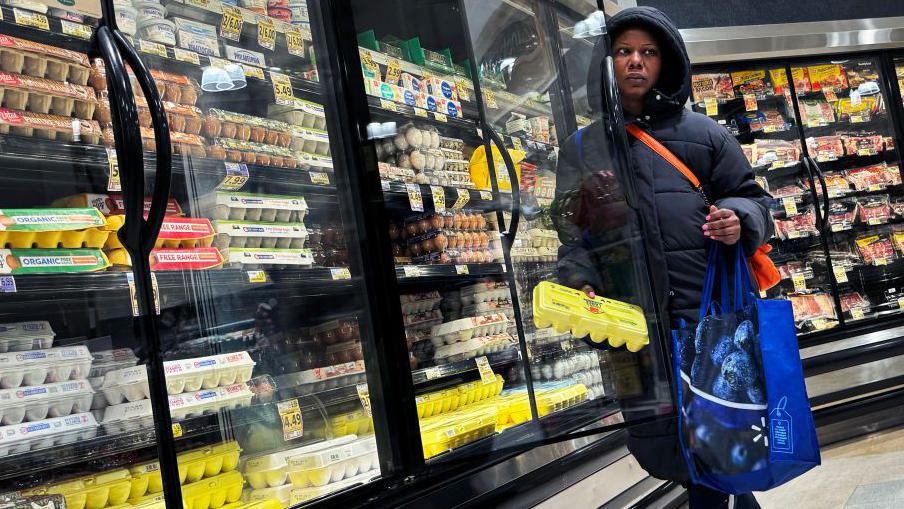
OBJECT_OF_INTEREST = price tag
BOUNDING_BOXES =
[277,399,304,441]
[812,318,830,330]
[771,161,786,169]
[782,197,798,216]
[823,88,837,102]
[859,148,874,157]
[0,276,16,293]
[868,184,884,192]
[402,265,423,278]
[511,137,523,150]
[284,26,304,57]
[475,356,495,384]
[828,188,842,198]
[171,423,183,438]
[217,163,249,191]
[381,179,390,191]
[424,366,442,380]
[414,107,428,118]
[330,267,351,280]
[257,15,275,51]
[877,257,889,266]
[186,0,210,6]
[759,290,767,298]
[247,270,266,283]
[106,148,121,192]
[479,190,493,201]
[174,48,201,65]
[380,98,398,112]
[138,40,167,58]
[898,297,904,309]
[406,183,424,212]
[384,58,402,85]
[452,188,469,209]
[220,5,244,42]
[868,217,883,225]
[61,20,91,39]
[455,264,469,275]
[483,89,498,109]
[243,65,265,80]
[830,223,845,232]
[456,79,470,101]
[14,8,48,30]
[787,230,801,239]
[851,307,865,320]
[433,112,448,122]
[150,273,160,315]
[430,185,446,212]
[851,114,865,123]
[309,172,329,185]
[743,93,757,112]
[704,97,718,116]
[126,273,139,317]
[792,272,807,292]
[356,383,372,418]
[270,71,295,106]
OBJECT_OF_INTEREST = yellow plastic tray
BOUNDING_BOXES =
[180,470,244,509]
[220,499,283,509]
[129,441,242,496]
[327,408,374,437]
[0,211,115,249]
[416,374,504,419]
[507,384,588,425]
[105,216,216,250]
[532,281,649,352]
[420,406,498,459]
[24,469,133,509]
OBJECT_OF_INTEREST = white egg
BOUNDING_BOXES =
[541,363,553,380]
[405,126,423,148]
[410,150,426,171]
[398,153,412,169]
[393,133,409,151]
[430,130,440,148]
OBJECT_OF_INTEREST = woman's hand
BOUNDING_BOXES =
[581,285,596,298]
[702,205,741,245]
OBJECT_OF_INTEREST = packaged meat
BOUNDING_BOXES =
[751,139,801,167]
[841,133,884,156]
[774,210,818,240]
[0,320,54,352]
[243,436,358,489]
[771,184,805,200]
[840,292,871,313]
[285,435,378,488]
[856,233,896,265]
[0,35,90,85]
[212,220,307,249]
[894,230,904,255]
[769,67,807,95]
[0,412,97,457]
[806,63,848,92]
[0,379,93,425]
[798,99,835,127]
[222,248,314,269]
[844,61,879,89]
[268,100,326,130]
[836,95,882,123]
[845,164,900,191]
[729,70,772,97]
[432,332,514,364]
[808,135,844,161]
[856,195,893,225]
[0,107,101,143]
[788,292,837,324]
[827,200,856,232]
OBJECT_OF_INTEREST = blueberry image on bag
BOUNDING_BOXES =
[694,319,708,354]
[721,350,756,390]
[690,354,706,388]
[747,383,766,404]
[711,334,735,365]
[678,329,695,373]
[734,320,755,351]
[712,374,738,401]
[730,441,754,471]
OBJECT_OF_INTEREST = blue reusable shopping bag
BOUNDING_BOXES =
[673,244,820,494]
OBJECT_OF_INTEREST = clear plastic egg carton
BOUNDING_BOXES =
[222,248,314,270]
[199,192,308,223]
[0,345,92,389]
[0,108,102,143]
[0,412,97,457]
[180,470,244,509]
[23,468,133,509]
[131,441,241,494]
[289,127,330,156]
[163,351,256,394]
[402,309,443,330]
[459,282,509,306]
[0,379,93,425]
[242,436,357,489]
[433,333,514,365]
[429,313,509,346]
[212,220,308,249]
[88,348,139,378]
[0,35,91,85]
[168,381,255,421]
[525,228,559,248]
[399,290,442,314]
[528,328,572,347]
[275,360,366,395]
[0,71,97,119]
[101,398,152,434]
[530,352,602,383]
[268,99,326,130]
[286,435,378,488]
[0,319,54,352]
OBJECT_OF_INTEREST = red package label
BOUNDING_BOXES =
[157,217,214,239]
[0,108,24,125]
[108,195,183,216]
[149,247,223,271]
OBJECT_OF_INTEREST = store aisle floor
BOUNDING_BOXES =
[753,426,904,508]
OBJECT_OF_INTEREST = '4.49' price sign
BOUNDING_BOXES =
[277,399,303,441]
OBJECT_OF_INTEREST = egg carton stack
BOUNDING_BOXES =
[374,125,472,188]
[198,191,313,270]
[511,228,559,263]
[96,351,257,432]
[400,291,444,366]
[0,321,99,457]
[275,318,366,398]
[389,210,501,265]
[241,435,379,506]
[529,350,606,401]
[268,99,333,171]
[430,313,513,365]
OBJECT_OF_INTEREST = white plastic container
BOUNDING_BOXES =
[212,221,308,249]
[102,398,153,433]
[275,361,365,395]
[163,351,256,394]
[0,320,54,353]
[115,6,138,36]
[0,346,92,389]
[100,364,151,405]
[290,127,330,155]
[286,435,378,487]
[172,16,217,37]
[242,436,358,489]
[399,291,442,314]
[268,100,326,130]
[89,348,140,378]
[133,0,166,22]
[199,192,308,222]
[222,248,314,270]
[0,412,98,457]
[296,151,334,171]
[137,18,176,46]
[429,314,509,346]
[0,379,94,425]
[168,380,254,420]
[289,470,380,505]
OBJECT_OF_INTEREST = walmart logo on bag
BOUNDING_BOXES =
[769,396,794,453]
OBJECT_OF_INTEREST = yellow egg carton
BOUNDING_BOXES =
[105,216,215,250]
[23,468,133,509]
[129,441,241,498]
[221,499,283,509]
[507,384,588,425]
[180,470,244,509]
[0,208,115,249]
[326,408,374,437]
[532,281,649,352]
[416,374,504,419]
[420,406,498,459]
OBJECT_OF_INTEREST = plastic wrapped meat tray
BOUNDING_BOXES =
[243,436,358,489]
[22,468,134,509]
[0,35,90,85]
[430,313,509,346]
[856,234,896,265]
[212,220,307,249]
[0,412,97,457]
[199,192,308,222]
[0,320,54,352]
[433,333,514,364]
[0,70,96,119]
[129,442,241,495]
[0,345,92,389]
[285,435,378,488]
[0,107,101,143]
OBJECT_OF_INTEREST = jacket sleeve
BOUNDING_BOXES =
[709,128,774,256]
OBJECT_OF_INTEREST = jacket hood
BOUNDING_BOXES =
[603,6,690,121]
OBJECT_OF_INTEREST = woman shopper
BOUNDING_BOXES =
[554,7,773,509]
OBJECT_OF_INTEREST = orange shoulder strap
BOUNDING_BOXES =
[625,123,702,188]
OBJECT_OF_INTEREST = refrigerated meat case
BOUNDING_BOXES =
[0,0,674,508]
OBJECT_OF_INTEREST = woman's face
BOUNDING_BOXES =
[613,28,661,108]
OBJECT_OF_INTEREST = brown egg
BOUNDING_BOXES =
[468,213,479,230]
[443,213,454,229]
[242,151,256,164]
[190,145,206,158]
[476,214,487,229]
[256,153,271,166]
[421,238,434,253]
[168,114,186,133]
[184,116,202,135]
[250,126,266,143]
[453,213,464,230]
[270,155,284,167]
[410,242,423,256]
[284,156,297,168]
[392,243,403,256]
[406,222,418,237]
[207,145,226,160]
[479,231,489,248]
[226,149,241,162]
[417,219,431,234]
[388,223,400,240]
[164,82,182,103]
[431,214,444,230]
[483,249,493,262]
[138,109,151,128]
[221,122,237,139]
[237,124,251,141]
[434,233,447,250]
[278,132,291,147]
[181,85,198,106]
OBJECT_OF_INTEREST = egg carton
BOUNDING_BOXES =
[88,348,139,378]
[285,435,378,488]
[416,375,504,418]
[326,408,373,437]
[23,468,133,509]
[0,35,91,85]
[425,169,473,188]
[163,351,256,394]
[199,192,308,223]
[242,436,357,489]
[531,356,602,383]
[459,282,509,306]
[222,500,283,509]
[222,248,314,270]
[585,383,606,401]
[429,313,509,346]
[510,246,556,263]
[285,470,380,506]
[105,216,215,250]
[420,406,498,459]
[101,398,153,434]
[0,345,92,389]
[402,308,443,329]
[130,441,241,494]
[0,379,93,425]
[95,364,150,407]
[433,333,514,365]
[0,412,97,457]
[179,470,244,509]
[297,151,334,171]
[169,380,256,421]
[268,100,327,130]
[107,247,226,272]
[0,107,102,143]
[204,109,292,148]
[212,220,307,249]
[525,228,559,248]
[0,70,97,120]
[0,320,54,352]
[0,207,112,248]
[289,126,330,155]
[275,360,366,395]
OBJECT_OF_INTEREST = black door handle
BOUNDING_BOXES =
[486,129,520,239]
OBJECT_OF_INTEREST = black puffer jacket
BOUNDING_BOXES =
[555,7,773,480]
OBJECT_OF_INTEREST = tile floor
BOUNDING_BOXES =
[753,426,904,508]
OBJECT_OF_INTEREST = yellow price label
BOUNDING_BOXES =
[414,107,428,118]
[851,307,865,320]
[14,8,48,30]
[898,297,904,309]
[704,97,718,116]
[174,48,201,65]
[356,383,372,417]
[433,112,448,122]
[483,89,498,109]
[402,265,423,278]
[379,98,398,112]
[743,93,757,111]
[792,272,806,292]
[876,257,889,266]
[277,399,304,441]
[218,162,249,191]
[243,65,265,80]
[479,190,493,201]
[185,0,210,8]
[475,356,495,384]
[309,172,329,185]
[138,40,167,58]
[60,20,91,39]
[424,366,442,380]
[384,58,402,85]
[851,114,865,123]
[106,148,120,192]
[430,185,446,212]
[171,423,183,438]
[859,148,874,157]
[868,217,884,225]
[406,183,424,212]
[455,264,469,275]
[257,15,276,51]
[787,230,801,239]
[452,188,470,209]
[823,88,837,102]
[782,197,798,216]
[456,79,470,101]
[330,267,351,280]
[270,71,295,106]
[220,5,244,42]
[511,137,523,150]
[286,26,305,57]
[247,270,266,283]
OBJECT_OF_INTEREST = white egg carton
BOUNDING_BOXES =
[459,283,509,306]
[0,345,92,389]
[101,398,153,433]
[296,151,334,171]
[525,228,559,248]
[222,248,314,270]
[97,364,149,408]
[268,100,326,130]
[0,379,93,425]
[212,220,308,249]
[199,192,308,223]
[168,381,255,421]
[0,412,98,457]
[429,313,509,346]
[0,320,54,353]
[399,291,442,314]
[88,348,139,378]
[163,351,256,394]
[275,360,366,395]
[286,435,378,488]
[243,436,358,489]
[289,470,381,505]
[290,127,330,156]
[433,333,514,365]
